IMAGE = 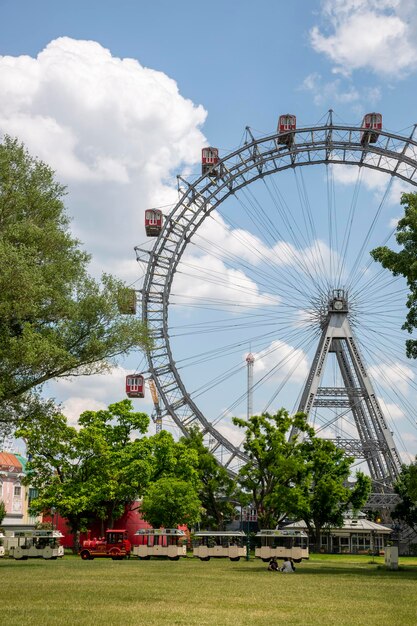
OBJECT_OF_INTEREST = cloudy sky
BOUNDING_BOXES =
[2,0,417,463]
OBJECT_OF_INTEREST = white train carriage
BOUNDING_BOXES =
[255,529,309,563]
[8,530,64,560]
[193,531,247,561]
[133,528,187,560]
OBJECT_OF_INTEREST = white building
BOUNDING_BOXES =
[283,512,392,554]
[0,452,40,532]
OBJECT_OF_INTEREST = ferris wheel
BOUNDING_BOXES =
[136,110,417,480]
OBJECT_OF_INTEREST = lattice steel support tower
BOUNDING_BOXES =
[246,353,255,420]
[295,290,401,492]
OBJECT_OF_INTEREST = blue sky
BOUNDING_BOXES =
[2,0,417,464]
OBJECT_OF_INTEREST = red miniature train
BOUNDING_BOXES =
[79,529,131,560]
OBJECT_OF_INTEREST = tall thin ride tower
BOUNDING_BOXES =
[246,353,255,420]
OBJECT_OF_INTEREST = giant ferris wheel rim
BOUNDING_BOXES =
[140,116,417,474]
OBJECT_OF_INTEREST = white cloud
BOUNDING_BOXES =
[400,432,417,461]
[62,397,108,428]
[368,361,415,395]
[172,252,280,310]
[215,422,245,449]
[47,366,156,428]
[389,216,400,228]
[399,449,415,464]
[311,0,417,77]
[377,397,404,421]
[0,37,207,280]
[172,211,341,308]
[330,163,413,206]
[252,340,309,384]
[301,72,381,109]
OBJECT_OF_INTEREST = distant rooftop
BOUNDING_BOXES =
[0,451,23,471]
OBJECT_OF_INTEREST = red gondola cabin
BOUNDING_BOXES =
[145,209,163,237]
[202,147,220,177]
[360,113,382,146]
[277,114,296,147]
[126,374,145,398]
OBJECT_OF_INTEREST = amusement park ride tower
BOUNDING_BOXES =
[293,289,402,506]
[246,353,255,421]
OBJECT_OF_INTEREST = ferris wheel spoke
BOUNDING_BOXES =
[140,113,417,474]
[346,177,394,292]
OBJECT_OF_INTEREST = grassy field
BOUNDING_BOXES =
[1,553,417,626]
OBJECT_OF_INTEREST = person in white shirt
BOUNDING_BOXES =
[280,557,295,573]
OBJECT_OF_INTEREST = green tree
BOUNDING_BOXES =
[16,399,152,545]
[298,438,371,552]
[232,410,314,528]
[180,426,240,530]
[16,400,202,544]
[233,409,371,545]
[0,500,6,525]
[140,477,202,529]
[407,462,417,502]
[371,192,417,358]
[0,136,150,430]
[391,461,417,533]
[147,429,200,486]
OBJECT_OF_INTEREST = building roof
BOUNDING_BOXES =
[0,452,22,471]
[14,454,27,472]
[283,518,392,534]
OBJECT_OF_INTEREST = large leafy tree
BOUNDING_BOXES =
[391,461,417,533]
[298,438,371,551]
[180,427,240,530]
[17,400,202,543]
[371,192,417,358]
[232,410,314,528]
[16,400,152,544]
[0,136,150,429]
[140,477,202,529]
[233,409,371,544]
[139,431,202,528]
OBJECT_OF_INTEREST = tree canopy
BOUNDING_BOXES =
[233,410,314,528]
[233,409,371,542]
[17,400,203,541]
[298,437,371,551]
[0,136,150,430]
[140,477,202,529]
[16,400,152,538]
[392,460,417,533]
[371,192,417,358]
[180,426,241,530]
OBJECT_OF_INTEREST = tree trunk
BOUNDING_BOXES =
[73,530,80,554]
[314,524,322,553]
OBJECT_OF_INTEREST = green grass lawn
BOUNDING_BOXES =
[1,553,417,626]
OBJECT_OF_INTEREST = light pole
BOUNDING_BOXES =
[246,508,250,561]
[370,530,376,564]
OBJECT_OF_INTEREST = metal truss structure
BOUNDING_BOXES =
[293,289,402,497]
[138,111,417,479]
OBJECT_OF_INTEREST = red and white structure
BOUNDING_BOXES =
[246,353,255,420]
[360,112,382,145]
[125,374,145,398]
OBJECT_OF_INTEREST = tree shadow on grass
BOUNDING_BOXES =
[237,563,417,580]
[0,560,62,569]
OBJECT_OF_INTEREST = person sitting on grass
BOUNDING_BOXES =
[280,557,295,573]
[268,557,279,571]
